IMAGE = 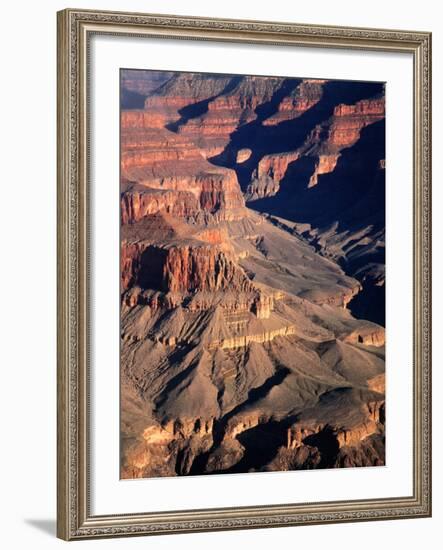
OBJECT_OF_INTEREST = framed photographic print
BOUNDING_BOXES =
[57,8,432,540]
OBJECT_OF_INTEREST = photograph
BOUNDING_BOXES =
[119,69,387,479]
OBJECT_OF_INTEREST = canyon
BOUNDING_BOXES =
[120,70,386,478]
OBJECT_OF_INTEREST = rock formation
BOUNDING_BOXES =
[263,79,325,126]
[121,70,174,109]
[119,69,386,479]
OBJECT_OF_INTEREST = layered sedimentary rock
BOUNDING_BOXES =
[276,388,385,470]
[144,73,233,128]
[173,76,287,158]
[121,70,174,96]
[121,116,246,223]
[245,151,300,200]
[120,70,174,109]
[120,70,386,479]
[263,79,325,126]
[330,99,385,142]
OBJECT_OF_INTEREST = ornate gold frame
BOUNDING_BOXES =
[57,8,431,540]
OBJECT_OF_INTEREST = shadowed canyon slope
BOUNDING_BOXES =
[120,70,386,479]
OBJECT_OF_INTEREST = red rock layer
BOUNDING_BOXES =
[121,188,201,224]
[163,246,252,293]
[120,121,246,223]
[263,79,325,126]
[121,241,254,294]
[316,97,385,150]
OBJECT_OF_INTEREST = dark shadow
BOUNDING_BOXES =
[137,246,168,291]
[175,448,188,475]
[24,519,56,537]
[223,420,288,473]
[303,426,340,468]
[121,88,146,109]
[348,282,386,326]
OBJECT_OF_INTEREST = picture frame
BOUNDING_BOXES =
[57,7,432,540]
